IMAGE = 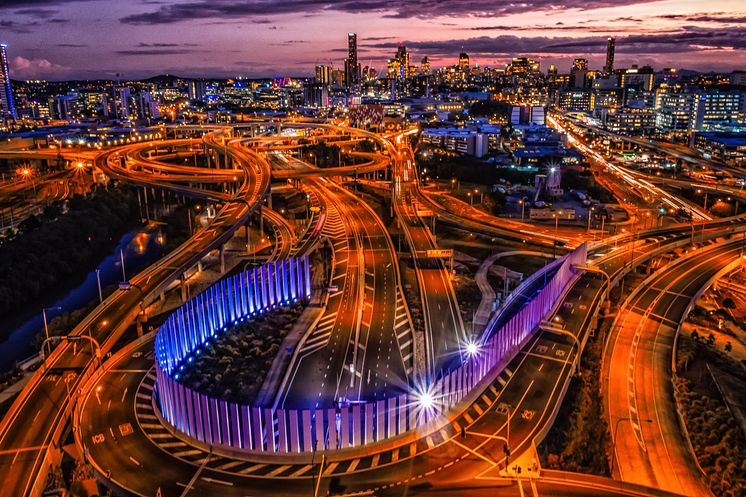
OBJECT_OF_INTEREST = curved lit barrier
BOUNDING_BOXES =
[154,246,587,454]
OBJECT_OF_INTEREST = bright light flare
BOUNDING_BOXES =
[466,341,479,357]
[418,391,434,410]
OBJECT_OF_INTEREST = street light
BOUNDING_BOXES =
[95,268,103,304]
[21,167,37,195]
[42,306,62,344]
[611,417,653,474]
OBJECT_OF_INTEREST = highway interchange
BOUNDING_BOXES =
[0,118,743,497]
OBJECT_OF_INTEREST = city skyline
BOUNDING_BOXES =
[0,0,744,80]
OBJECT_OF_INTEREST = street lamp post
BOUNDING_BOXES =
[504,404,513,473]
[119,249,127,282]
[611,417,653,474]
[42,306,62,344]
[95,269,103,304]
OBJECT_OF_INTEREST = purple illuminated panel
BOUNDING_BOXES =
[152,248,586,454]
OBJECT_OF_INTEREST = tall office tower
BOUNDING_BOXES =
[395,44,409,78]
[572,58,589,71]
[315,65,332,85]
[188,79,207,101]
[0,43,16,120]
[605,36,616,74]
[420,56,431,75]
[458,52,469,70]
[570,58,589,88]
[344,33,359,88]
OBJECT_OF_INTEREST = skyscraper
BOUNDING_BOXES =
[0,43,16,120]
[572,58,589,71]
[315,65,332,85]
[458,52,470,70]
[570,58,589,88]
[420,57,431,75]
[345,33,359,89]
[605,36,616,74]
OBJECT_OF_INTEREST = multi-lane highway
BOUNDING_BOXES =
[3,118,743,497]
[270,152,415,408]
[387,133,466,375]
[605,238,743,496]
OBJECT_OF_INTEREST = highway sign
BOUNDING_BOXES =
[425,249,453,258]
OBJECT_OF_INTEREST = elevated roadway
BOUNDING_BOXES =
[605,238,744,496]
[0,135,271,497]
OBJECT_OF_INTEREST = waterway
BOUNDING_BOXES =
[0,226,165,370]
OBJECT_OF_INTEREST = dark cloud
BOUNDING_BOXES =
[656,12,746,24]
[137,42,199,47]
[115,48,199,56]
[368,26,746,57]
[119,0,662,25]
[0,0,97,7]
[469,24,643,33]
[0,20,38,33]
[14,7,58,17]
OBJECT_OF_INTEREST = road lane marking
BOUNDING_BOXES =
[201,477,233,486]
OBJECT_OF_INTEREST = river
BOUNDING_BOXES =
[0,226,165,370]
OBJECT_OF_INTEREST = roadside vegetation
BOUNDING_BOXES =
[538,271,647,476]
[675,333,746,497]
[0,186,139,322]
[538,314,611,476]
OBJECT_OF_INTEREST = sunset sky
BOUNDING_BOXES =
[1,0,744,80]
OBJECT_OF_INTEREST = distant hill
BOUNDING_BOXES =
[140,73,189,84]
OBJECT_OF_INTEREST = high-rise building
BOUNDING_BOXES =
[506,57,540,74]
[558,89,592,111]
[570,58,589,88]
[730,71,746,86]
[388,44,409,81]
[458,52,470,70]
[188,80,207,102]
[344,33,359,89]
[137,92,161,121]
[0,43,16,120]
[655,88,698,135]
[420,57,431,75]
[620,66,654,92]
[604,37,616,74]
[303,81,329,108]
[315,65,332,85]
[106,86,133,121]
[693,90,746,131]
[572,58,589,71]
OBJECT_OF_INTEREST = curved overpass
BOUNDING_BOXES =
[0,134,273,497]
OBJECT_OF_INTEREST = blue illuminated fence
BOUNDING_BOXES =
[154,246,587,454]
[154,256,311,377]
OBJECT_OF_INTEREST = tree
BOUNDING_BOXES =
[707,333,716,346]
[722,297,736,309]
[724,342,732,353]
